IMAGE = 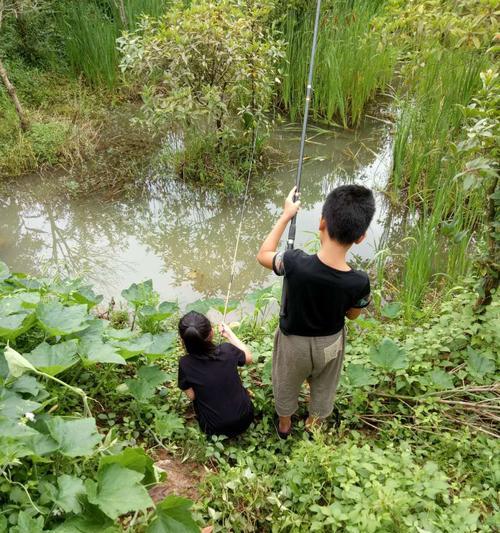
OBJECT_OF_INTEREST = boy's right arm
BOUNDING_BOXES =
[256,187,301,270]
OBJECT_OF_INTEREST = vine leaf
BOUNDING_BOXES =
[79,339,126,366]
[36,301,89,336]
[381,302,402,319]
[427,369,454,390]
[467,348,495,378]
[144,332,178,360]
[369,338,408,371]
[28,340,79,376]
[100,447,157,486]
[0,312,35,340]
[147,495,198,533]
[46,417,102,457]
[121,279,155,307]
[345,364,378,387]
[86,464,153,520]
[47,475,86,514]
[125,365,168,402]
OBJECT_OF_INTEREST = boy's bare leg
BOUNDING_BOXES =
[279,415,292,433]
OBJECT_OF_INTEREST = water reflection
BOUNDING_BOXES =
[0,119,392,305]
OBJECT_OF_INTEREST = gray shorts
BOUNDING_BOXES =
[272,327,346,418]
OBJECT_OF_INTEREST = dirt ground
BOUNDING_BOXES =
[149,449,207,503]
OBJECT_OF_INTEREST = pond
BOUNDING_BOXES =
[0,118,392,308]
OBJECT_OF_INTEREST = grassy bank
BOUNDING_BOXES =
[0,266,498,531]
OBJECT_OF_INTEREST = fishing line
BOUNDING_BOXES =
[222,128,259,322]
[223,0,322,322]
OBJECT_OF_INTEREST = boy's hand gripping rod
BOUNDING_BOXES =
[280,0,322,317]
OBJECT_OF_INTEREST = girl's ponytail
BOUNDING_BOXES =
[178,311,216,358]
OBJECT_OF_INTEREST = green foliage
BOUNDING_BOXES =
[119,0,284,189]
[0,264,196,531]
[26,122,70,165]
[58,0,167,88]
[0,268,499,531]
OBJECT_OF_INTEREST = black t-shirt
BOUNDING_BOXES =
[178,343,253,435]
[273,249,371,337]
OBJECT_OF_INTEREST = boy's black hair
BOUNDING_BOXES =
[322,184,375,244]
[178,311,216,359]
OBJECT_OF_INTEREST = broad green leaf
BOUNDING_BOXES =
[369,338,408,371]
[427,369,454,390]
[51,474,86,514]
[140,301,179,322]
[28,340,79,376]
[0,293,41,314]
[121,279,155,307]
[381,302,402,319]
[147,495,198,533]
[245,286,273,304]
[4,345,37,378]
[76,318,109,342]
[54,502,118,533]
[0,389,41,420]
[0,261,9,281]
[8,274,43,290]
[10,511,44,533]
[144,332,178,360]
[86,464,153,520]
[125,365,168,402]
[344,364,378,387]
[467,348,495,378]
[185,298,224,314]
[100,447,157,486]
[105,327,135,340]
[113,333,153,359]
[46,417,101,457]
[155,412,184,438]
[79,339,126,365]
[71,286,104,308]
[0,418,40,460]
[11,375,44,396]
[0,311,35,340]
[0,296,24,316]
[37,301,89,336]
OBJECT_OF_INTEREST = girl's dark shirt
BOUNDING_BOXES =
[273,249,371,337]
[178,343,252,434]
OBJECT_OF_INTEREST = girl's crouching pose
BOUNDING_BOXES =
[177,311,254,437]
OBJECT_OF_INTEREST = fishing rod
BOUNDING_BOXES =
[280,0,322,316]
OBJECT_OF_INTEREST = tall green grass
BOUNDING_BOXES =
[279,0,395,127]
[58,0,167,88]
[391,50,484,205]
[388,48,486,315]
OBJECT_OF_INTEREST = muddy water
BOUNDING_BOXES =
[0,119,392,307]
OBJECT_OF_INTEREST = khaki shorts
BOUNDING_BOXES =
[272,327,345,418]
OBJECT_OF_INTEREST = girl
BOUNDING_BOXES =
[177,311,254,437]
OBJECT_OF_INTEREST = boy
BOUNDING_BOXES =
[256,184,375,437]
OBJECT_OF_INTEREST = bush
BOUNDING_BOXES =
[26,122,70,164]
[119,0,284,188]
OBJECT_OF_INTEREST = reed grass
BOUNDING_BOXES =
[279,0,395,127]
[391,49,485,206]
[58,0,167,88]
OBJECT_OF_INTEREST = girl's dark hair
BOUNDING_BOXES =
[178,311,216,358]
